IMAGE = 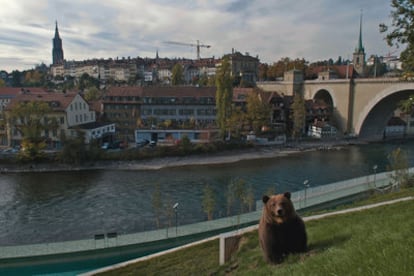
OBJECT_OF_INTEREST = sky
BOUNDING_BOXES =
[0,0,399,72]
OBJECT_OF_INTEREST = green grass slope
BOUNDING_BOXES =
[97,190,414,276]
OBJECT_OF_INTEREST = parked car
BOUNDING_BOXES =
[101,142,110,150]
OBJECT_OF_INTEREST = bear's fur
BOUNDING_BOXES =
[258,192,307,263]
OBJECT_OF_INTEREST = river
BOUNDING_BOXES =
[0,140,413,246]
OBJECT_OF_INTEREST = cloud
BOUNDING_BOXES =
[0,0,396,71]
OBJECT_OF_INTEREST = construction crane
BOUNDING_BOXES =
[164,40,211,60]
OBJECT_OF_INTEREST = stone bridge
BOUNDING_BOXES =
[257,72,414,139]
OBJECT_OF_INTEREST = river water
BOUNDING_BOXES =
[0,140,413,246]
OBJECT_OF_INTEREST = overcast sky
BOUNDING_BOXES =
[0,0,398,72]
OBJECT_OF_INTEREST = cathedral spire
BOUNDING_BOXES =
[54,21,60,39]
[52,21,64,65]
[356,10,364,53]
[352,10,365,76]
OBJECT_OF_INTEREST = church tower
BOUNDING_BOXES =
[352,12,365,76]
[52,21,64,65]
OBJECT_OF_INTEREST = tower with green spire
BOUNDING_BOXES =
[352,11,365,76]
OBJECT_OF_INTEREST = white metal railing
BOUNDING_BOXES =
[1,167,413,260]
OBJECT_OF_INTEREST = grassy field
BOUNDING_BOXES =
[97,189,414,276]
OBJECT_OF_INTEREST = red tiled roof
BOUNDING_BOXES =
[6,92,78,111]
[105,86,217,98]
[0,87,49,97]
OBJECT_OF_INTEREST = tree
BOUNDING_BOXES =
[227,177,248,215]
[23,70,44,86]
[291,93,306,139]
[58,133,87,165]
[171,63,184,85]
[0,78,6,87]
[398,95,414,114]
[84,86,101,101]
[78,73,99,91]
[215,57,233,138]
[246,90,272,134]
[11,70,22,87]
[227,106,248,140]
[380,0,414,72]
[9,101,58,161]
[202,184,216,220]
[387,147,409,189]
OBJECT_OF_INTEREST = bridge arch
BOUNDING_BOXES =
[313,89,334,107]
[356,83,414,138]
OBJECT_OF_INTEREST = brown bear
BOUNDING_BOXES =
[258,192,307,263]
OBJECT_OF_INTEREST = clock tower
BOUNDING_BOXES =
[352,12,365,77]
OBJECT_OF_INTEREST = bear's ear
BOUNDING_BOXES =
[284,192,291,199]
[262,195,270,204]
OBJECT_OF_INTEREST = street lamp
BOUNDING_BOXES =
[303,180,310,208]
[373,165,378,189]
[173,203,179,237]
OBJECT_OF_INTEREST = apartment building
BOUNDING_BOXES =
[102,86,218,141]
[5,91,114,148]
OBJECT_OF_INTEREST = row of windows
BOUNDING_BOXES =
[12,116,65,125]
[105,96,140,102]
[91,125,115,136]
[13,128,63,138]
[107,112,133,119]
[105,104,140,110]
[141,108,216,116]
[70,101,87,111]
[75,113,93,124]
[142,97,215,105]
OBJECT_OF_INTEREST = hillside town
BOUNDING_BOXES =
[0,21,410,155]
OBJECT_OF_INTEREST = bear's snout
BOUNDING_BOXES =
[276,208,284,216]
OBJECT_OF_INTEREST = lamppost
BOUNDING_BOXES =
[303,180,310,208]
[173,202,179,237]
[373,165,378,189]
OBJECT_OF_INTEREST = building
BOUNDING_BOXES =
[384,116,406,138]
[52,21,64,65]
[352,12,366,76]
[308,121,337,138]
[0,88,50,146]
[5,91,114,148]
[223,50,260,85]
[102,86,217,141]
[135,129,219,145]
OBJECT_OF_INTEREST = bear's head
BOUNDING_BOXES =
[262,192,295,224]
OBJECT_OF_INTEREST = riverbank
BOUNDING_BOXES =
[0,139,362,173]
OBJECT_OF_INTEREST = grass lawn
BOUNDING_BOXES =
[97,189,414,275]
